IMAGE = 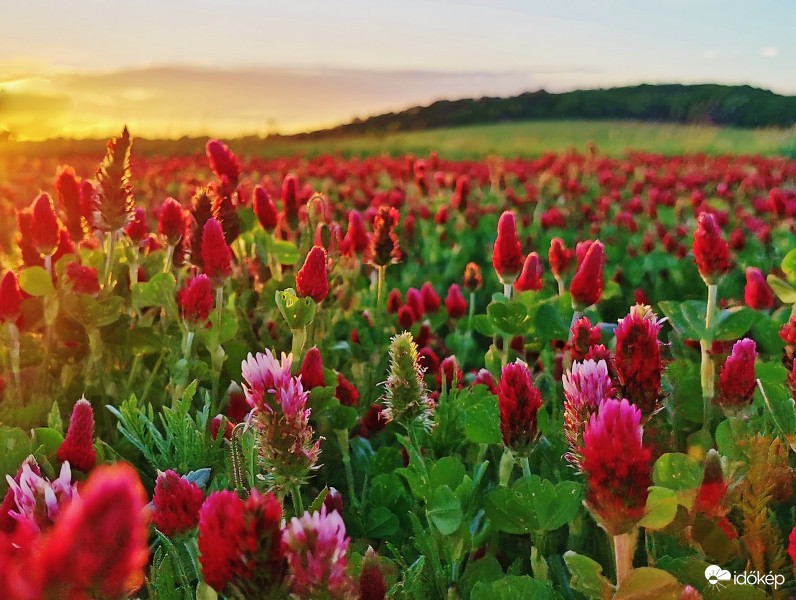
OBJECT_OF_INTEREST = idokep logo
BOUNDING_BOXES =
[704,564,785,590]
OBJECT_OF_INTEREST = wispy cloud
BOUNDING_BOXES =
[761,47,779,58]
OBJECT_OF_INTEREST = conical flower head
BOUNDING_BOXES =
[570,316,602,362]
[368,206,401,267]
[515,252,544,292]
[54,165,87,241]
[381,332,435,432]
[299,346,326,390]
[198,489,287,599]
[283,506,356,600]
[158,197,187,245]
[245,362,321,484]
[498,361,543,451]
[36,462,149,599]
[445,284,467,319]
[282,175,301,220]
[254,186,279,232]
[716,338,757,409]
[31,193,61,256]
[125,207,149,245]
[548,237,572,278]
[743,267,774,310]
[580,398,652,535]
[570,240,605,309]
[206,139,241,184]
[210,180,240,243]
[492,211,524,285]
[563,359,615,470]
[152,470,204,537]
[201,217,233,285]
[694,449,726,516]
[0,271,22,324]
[177,274,214,323]
[343,210,369,255]
[693,212,730,284]
[95,126,134,233]
[296,246,329,303]
[189,188,214,268]
[615,304,663,416]
[421,282,441,313]
[359,546,387,600]
[57,397,96,473]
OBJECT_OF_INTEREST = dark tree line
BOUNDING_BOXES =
[287,84,796,139]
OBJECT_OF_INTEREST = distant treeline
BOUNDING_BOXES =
[285,84,796,139]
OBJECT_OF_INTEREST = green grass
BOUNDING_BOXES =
[265,120,793,159]
[2,120,794,159]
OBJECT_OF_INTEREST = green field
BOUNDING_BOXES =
[2,119,794,159]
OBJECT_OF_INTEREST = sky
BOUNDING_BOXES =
[0,0,794,140]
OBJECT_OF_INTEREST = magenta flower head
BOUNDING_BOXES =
[198,489,287,598]
[498,361,543,452]
[283,506,356,600]
[420,282,441,313]
[614,304,664,417]
[36,462,150,599]
[296,246,329,303]
[253,186,279,232]
[158,197,187,245]
[241,349,294,411]
[201,217,233,285]
[570,240,605,309]
[549,237,572,280]
[57,396,97,473]
[693,212,730,284]
[492,211,524,285]
[580,398,652,535]
[743,267,774,310]
[31,192,62,256]
[716,338,757,410]
[343,210,369,255]
[299,346,326,390]
[570,316,602,362]
[152,470,204,537]
[0,271,23,324]
[445,284,468,320]
[563,359,615,470]
[206,139,241,184]
[515,252,544,292]
[177,274,214,323]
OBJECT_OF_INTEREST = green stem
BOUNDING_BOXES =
[502,283,513,366]
[141,349,165,405]
[498,448,514,486]
[613,529,637,586]
[291,327,307,359]
[163,243,175,274]
[103,230,118,294]
[337,429,357,508]
[214,286,224,333]
[520,455,532,478]
[377,265,386,310]
[290,483,305,516]
[231,423,248,496]
[467,292,476,334]
[701,283,718,430]
[181,327,195,359]
[126,354,142,390]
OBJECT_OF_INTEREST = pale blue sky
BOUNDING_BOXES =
[1,1,793,138]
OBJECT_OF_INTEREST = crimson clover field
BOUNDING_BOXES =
[1,130,796,600]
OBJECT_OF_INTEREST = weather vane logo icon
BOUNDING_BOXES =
[705,565,731,589]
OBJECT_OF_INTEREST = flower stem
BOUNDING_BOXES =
[163,243,175,273]
[337,429,357,509]
[291,327,307,359]
[498,448,514,486]
[214,286,224,333]
[701,283,718,430]
[290,483,304,517]
[612,529,637,586]
[467,292,476,334]
[103,230,118,294]
[377,265,386,309]
[520,455,532,478]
